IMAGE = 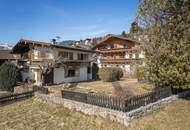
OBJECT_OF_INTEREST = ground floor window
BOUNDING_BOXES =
[87,66,91,74]
[68,69,75,77]
[66,66,80,77]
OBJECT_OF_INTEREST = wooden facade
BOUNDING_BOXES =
[94,35,145,74]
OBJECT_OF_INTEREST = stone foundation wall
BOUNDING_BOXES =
[35,90,190,127]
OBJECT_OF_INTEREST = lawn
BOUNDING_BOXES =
[51,78,154,98]
[0,98,126,130]
[0,98,189,130]
[127,99,190,130]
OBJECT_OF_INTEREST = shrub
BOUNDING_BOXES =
[0,62,18,91]
[98,67,123,82]
[115,67,124,80]
[136,66,148,81]
[16,68,23,82]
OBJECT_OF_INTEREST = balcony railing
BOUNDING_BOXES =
[59,58,91,63]
[97,47,140,53]
[100,58,143,64]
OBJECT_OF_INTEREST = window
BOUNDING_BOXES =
[58,51,64,57]
[68,69,75,77]
[87,66,91,74]
[110,44,114,49]
[135,53,139,59]
[66,66,80,77]
[120,55,125,58]
[40,52,46,58]
[129,53,133,58]
[78,53,88,60]
[69,52,73,60]
[58,51,73,60]
[123,44,126,48]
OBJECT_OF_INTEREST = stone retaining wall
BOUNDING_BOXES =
[35,93,125,124]
[124,90,190,126]
[35,90,190,127]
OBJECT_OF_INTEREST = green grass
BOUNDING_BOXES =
[0,98,126,130]
[0,98,190,130]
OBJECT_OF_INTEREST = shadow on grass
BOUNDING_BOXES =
[69,83,78,88]
[0,97,32,107]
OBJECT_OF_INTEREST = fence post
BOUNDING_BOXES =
[32,85,38,92]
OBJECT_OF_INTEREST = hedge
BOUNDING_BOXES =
[0,62,18,91]
[98,67,123,82]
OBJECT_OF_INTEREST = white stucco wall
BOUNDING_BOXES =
[132,53,136,58]
[53,66,88,84]
[139,51,145,58]
[53,48,91,61]
[124,64,131,73]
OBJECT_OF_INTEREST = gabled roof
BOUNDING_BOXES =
[52,44,96,53]
[92,35,140,50]
[12,39,96,54]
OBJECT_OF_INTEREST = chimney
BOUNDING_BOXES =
[52,39,56,45]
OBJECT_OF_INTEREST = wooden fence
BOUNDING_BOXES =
[62,87,172,112]
[0,91,34,105]
[32,85,49,94]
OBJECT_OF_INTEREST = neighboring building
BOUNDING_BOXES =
[93,35,145,75]
[0,50,20,65]
[12,39,95,85]
[72,37,105,50]
[0,42,20,65]
[58,40,77,47]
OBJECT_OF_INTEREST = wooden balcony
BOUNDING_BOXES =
[97,47,140,54]
[100,58,143,64]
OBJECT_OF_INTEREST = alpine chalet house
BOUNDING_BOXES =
[93,35,145,75]
[12,39,95,85]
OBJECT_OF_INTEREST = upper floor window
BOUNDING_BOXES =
[135,53,139,59]
[123,44,126,48]
[40,52,46,58]
[107,46,111,49]
[58,51,73,60]
[129,53,133,59]
[78,53,88,60]
[110,44,114,49]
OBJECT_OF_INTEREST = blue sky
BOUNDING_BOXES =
[0,0,139,45]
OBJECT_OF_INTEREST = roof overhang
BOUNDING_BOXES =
[12,39,97,54]
[12,39,51,54]
[93,35,140,50]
